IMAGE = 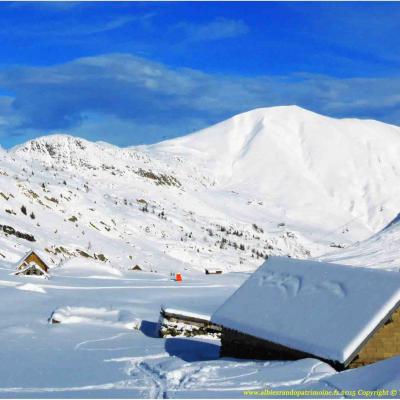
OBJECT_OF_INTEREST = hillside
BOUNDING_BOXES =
[321,213,400,271]
[2,105,400,273]
[2,105,400,397]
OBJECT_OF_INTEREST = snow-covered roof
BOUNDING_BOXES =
[211,256,400,365]
[14,249,52,270]
[205,268,222,273]
[161,306,211,322]
[14,262,49,277]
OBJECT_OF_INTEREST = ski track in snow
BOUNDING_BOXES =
[135,360,168,399]
[109,354,170,399]
[75,332,131,351]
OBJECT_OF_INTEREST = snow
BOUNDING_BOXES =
[1,239,400,397]
[16,282,47,293]
[154,106,400,240]
[321,215,400,271]
[320,356,400,393]
[3,105,400,278]
[162,307,211,322]
[212,256,400,364]
[13,249,53,270]
[1,105,400,396]
[1,258,397,398]
[50,306,141,330]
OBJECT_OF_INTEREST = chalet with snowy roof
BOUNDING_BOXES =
[14,250,50,278]
[205,268,222,275]
[211,256,400,370]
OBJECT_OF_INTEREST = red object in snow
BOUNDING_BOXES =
[175,273,182,282]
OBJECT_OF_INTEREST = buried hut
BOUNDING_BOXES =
[205,268,223,275]
[14,250,51,278]
[211,256,400,370]
[159,306,221,339]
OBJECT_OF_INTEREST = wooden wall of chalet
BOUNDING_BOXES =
[349,307,400,368]
[20,253,49,272]
[221,307,400,370]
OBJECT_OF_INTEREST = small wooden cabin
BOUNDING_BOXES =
[205,268,223,275]
[159,307,221,339]
[14,250,50,278]
[211,256,400,370]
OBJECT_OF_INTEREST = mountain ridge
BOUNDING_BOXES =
[2,105,400,272]
[11,105,400,154]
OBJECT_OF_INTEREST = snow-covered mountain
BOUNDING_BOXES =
[321,213,400,271]
[2,105,400,273]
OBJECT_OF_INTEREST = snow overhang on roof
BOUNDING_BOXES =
[161,306,211,322]
[211,256,400,365]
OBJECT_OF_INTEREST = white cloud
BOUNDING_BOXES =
[0,53,399,147]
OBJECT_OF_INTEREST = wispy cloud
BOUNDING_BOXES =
[0,8,156,38]
[59,13,156,36]
[177,17,249,42]
[0,53,399,147]
[7,1,83,11]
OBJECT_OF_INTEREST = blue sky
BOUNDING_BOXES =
[0,2,399,148]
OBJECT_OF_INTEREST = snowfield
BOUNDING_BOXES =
[1,105,400,397]
[1,262,400,398]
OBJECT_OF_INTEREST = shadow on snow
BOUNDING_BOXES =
[140,320,160,338]
[165,337,220,362]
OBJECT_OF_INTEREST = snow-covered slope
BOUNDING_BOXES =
[154,106,400,235]
[2,105,400,272]
[321,214,400,270]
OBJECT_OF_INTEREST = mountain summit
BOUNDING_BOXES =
[154,106,400,234]
[2,106,400,271]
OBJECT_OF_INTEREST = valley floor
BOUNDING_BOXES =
[0,262,399,399]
